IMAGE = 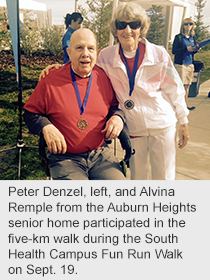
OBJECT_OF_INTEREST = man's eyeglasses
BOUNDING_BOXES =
[184,23,193,26]
[115,21,141,30]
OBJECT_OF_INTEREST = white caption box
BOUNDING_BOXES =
[0,180,209,280]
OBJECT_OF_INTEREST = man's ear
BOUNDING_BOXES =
[66,47,71,59]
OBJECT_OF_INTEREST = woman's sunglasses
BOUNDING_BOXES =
[115,21,141,30]
[184,23,193,26]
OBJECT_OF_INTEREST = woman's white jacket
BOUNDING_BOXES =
[97,38,189,136]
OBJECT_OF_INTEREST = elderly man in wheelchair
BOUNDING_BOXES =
[24,28,132,180]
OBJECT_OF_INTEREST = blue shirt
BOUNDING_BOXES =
[182,35,195,65]
[62,27,75,64]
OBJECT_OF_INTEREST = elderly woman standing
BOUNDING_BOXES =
[172,18,197,110]
[97,2,190,180]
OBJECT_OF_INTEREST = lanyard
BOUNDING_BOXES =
[120,44,139,96]
[70,67,93,115]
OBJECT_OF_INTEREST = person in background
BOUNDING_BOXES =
[97,2,190,180]
[62,12,83,64]
[24,28,125,180]
[172,18,198,110]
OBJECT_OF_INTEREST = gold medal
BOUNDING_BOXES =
[124,99,135,110]
[77,118,88,130]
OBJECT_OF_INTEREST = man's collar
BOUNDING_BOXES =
[74,72,91,79]
[71,65,92,79]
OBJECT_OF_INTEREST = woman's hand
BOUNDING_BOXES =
[39,64,61,81]
[187,45,196,52]
[178,124,190,149]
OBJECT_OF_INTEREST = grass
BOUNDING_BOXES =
[194,50,210,84]
[0,62,56,180]
[0,50,210,180]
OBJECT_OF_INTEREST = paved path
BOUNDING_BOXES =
[176,79,210,180]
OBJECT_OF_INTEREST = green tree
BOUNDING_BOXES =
[146,5,165,45]
[78,0,113,50]
[40,18,62,56]
[194,0,209,48]
[0,11,12,51]
[20,12,41,56]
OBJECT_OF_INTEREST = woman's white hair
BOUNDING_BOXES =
[110,1,151,40]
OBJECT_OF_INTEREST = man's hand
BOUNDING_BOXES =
[178,123,190,149]
[39,64,61,81]
[42,124,67,154]
[101,115,124,139]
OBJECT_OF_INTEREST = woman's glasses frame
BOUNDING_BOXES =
[184,23,193,26]
[115,20,141,30]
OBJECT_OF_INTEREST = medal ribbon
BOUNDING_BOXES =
[120,44,139,96]
[70,66,93,115]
